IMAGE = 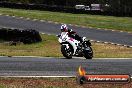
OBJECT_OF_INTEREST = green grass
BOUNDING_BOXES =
[0,85,5,88]
[0,34,131,58]
[92,42,132,58]
[0,34,62,57]
[0,7,132,32]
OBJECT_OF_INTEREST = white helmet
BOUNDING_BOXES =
[60,24,68,32]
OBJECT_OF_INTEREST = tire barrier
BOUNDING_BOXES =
[0,28,42,44]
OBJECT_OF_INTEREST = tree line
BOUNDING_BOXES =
[0,0,132,16]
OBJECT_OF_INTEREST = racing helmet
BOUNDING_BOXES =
[60,24,68,32]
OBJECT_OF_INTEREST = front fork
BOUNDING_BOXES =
[83,41,91,51]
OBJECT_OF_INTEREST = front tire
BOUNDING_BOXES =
[61,45,73,59]
[83,46,93,59]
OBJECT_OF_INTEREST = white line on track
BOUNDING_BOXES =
[54,22,59,24]
[6,15,9,16]
[20,17,24,19]
[97,28,101,29]
[48,21,53,23]
[89,27,93,29]
[129,46,132,48]
[40,20,45,22]
[26,18,30,20]
[33,19,38,21]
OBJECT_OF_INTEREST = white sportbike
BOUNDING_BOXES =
[57,32,93,59]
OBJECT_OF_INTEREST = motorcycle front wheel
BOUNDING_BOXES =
[61,45,73,59]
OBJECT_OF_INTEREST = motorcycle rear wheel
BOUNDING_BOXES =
[83,46,93,59]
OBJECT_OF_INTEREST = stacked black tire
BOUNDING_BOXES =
[0,28,42,44]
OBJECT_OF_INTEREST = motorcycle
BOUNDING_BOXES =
[57,32,93,59]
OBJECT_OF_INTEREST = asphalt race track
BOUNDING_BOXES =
[0,15,132,77]
[0,57,132,76]
[0,15,132,46]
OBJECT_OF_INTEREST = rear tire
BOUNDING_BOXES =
[61,45,73,59]
[83,46,93,59]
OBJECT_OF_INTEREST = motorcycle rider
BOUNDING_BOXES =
[60,24,83,43]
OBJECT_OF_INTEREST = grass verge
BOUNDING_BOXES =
[0,34,131,58]
[0,77,131,88]
[0,7,132,32]
[0,34,62,57]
